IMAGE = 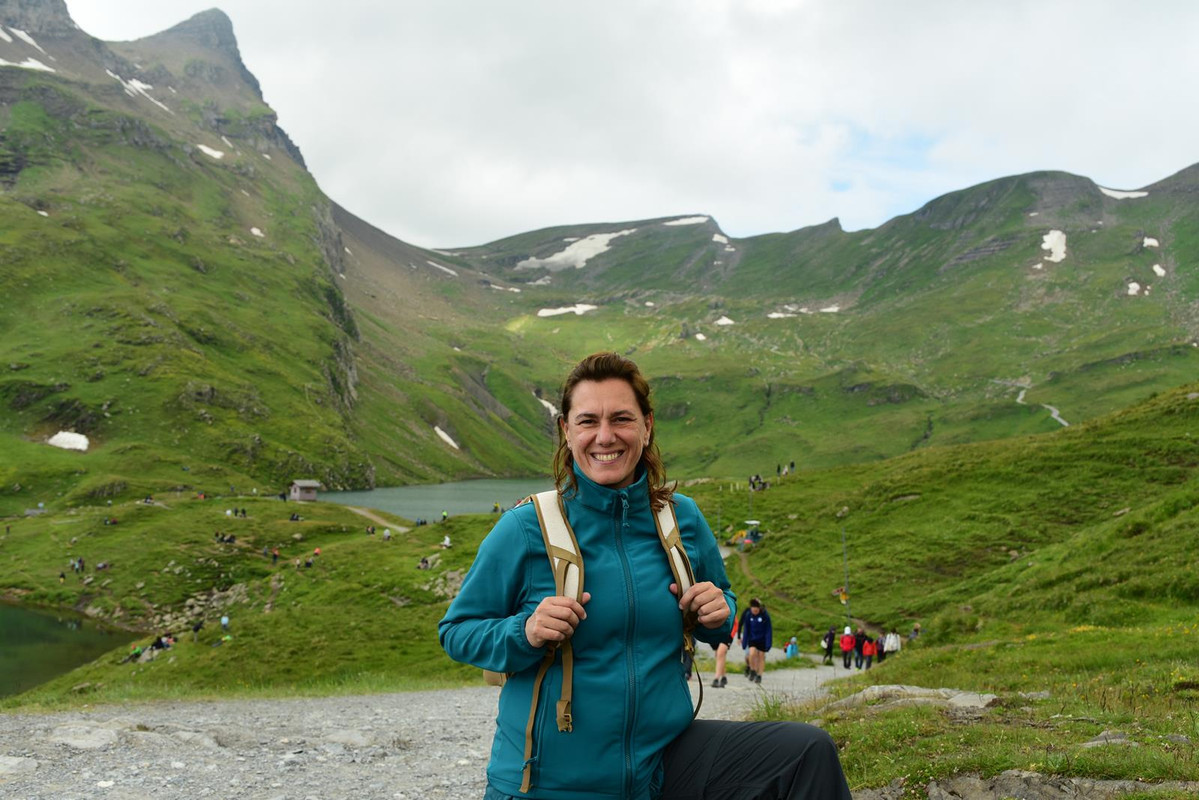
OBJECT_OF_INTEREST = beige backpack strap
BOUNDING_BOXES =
[520,491,583,793]
[652,499,704,719]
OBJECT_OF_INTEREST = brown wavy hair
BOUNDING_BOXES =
[552,352,675,510]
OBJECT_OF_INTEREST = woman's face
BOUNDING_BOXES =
[561,378,652,489]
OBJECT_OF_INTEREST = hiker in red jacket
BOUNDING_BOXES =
[838,626,855,669]
[862,635,877,669]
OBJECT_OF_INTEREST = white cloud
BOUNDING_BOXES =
[67,1,1199,248]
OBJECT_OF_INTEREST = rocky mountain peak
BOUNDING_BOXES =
[0,0,76,36]
[146,8,262,98]
[158,8,239,53]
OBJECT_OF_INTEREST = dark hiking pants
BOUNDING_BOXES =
[660,719,852,799]
[484,720,851,799]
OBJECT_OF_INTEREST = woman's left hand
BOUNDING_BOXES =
[671,581,730,629]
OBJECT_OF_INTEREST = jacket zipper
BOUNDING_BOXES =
[616,492,637,798]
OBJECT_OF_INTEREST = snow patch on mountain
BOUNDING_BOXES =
[1041,230,1067,263]
[196,144,224,159]
[516,230,637,271]
[1099,186,1148,200]
[427,261,458,277]
[9,28,47,55]
[664,216,709,226]
[538,304,598,318]
[48,431,89,452]
[1143,237,1159,248]
[0,56,54,71]
[1153,264,1166,277]
[106,70,171,113]
[434,427,460,450]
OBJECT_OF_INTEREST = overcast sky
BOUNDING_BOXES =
[66,1,1198,249]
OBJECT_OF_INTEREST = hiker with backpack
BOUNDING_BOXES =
[739,597,773,683]
[440,352,852,800]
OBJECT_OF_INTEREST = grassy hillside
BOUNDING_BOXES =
[5,9,1199,515]
[6,380,1196,708]
[1,495,494,706]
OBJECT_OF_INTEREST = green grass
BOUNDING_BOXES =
[752,626,1199,794]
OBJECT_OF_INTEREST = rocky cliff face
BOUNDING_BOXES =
[0,0,77,36]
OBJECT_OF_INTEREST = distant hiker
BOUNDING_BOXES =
[821,626,836,665]
[262,545,269,558]
[441,509,448,523]
[785,636,799,659]
[440,535,452,548]
[192,619,204,642]
[710,614,737,688]
[418,557,430,570]
[854,627,867,669]
[220,615,230,633]
[739,598,773,683]
[439,351,851,800]
[862,636,876,669]
[59,571,65,584]
[839,626,855,669]
[493,501,501,513]
[909,622,922,641]
[382,529,391,541]
[313,547,321,557]
[885,628,903,656]
[272,547,279,565]
[305,557,314,568]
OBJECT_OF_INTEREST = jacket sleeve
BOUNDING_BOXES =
[675,495,736,647]
[763,610,773,652]
[438,510,546,674]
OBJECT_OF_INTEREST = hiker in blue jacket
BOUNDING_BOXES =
[739,597,773,684]
[440,352,852,800]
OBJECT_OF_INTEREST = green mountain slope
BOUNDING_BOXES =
[2,1,1199,519]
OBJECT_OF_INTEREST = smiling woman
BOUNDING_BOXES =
[439,352,852,800]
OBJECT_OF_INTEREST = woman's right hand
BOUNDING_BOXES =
[525,592,591,648]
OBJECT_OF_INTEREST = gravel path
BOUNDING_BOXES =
[0,663,840,799]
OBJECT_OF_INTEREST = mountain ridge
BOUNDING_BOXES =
[1,5,1198,511]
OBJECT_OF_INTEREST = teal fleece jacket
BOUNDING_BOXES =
[439,466,735,799]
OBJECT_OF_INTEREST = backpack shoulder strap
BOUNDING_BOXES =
[532,491,583,602]
[519,491,583,794]
[651,498,705,720]
[652,500,694,598]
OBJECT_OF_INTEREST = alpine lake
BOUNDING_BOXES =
[3,478,551,699]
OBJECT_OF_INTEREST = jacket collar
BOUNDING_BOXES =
[569,462,652,515]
